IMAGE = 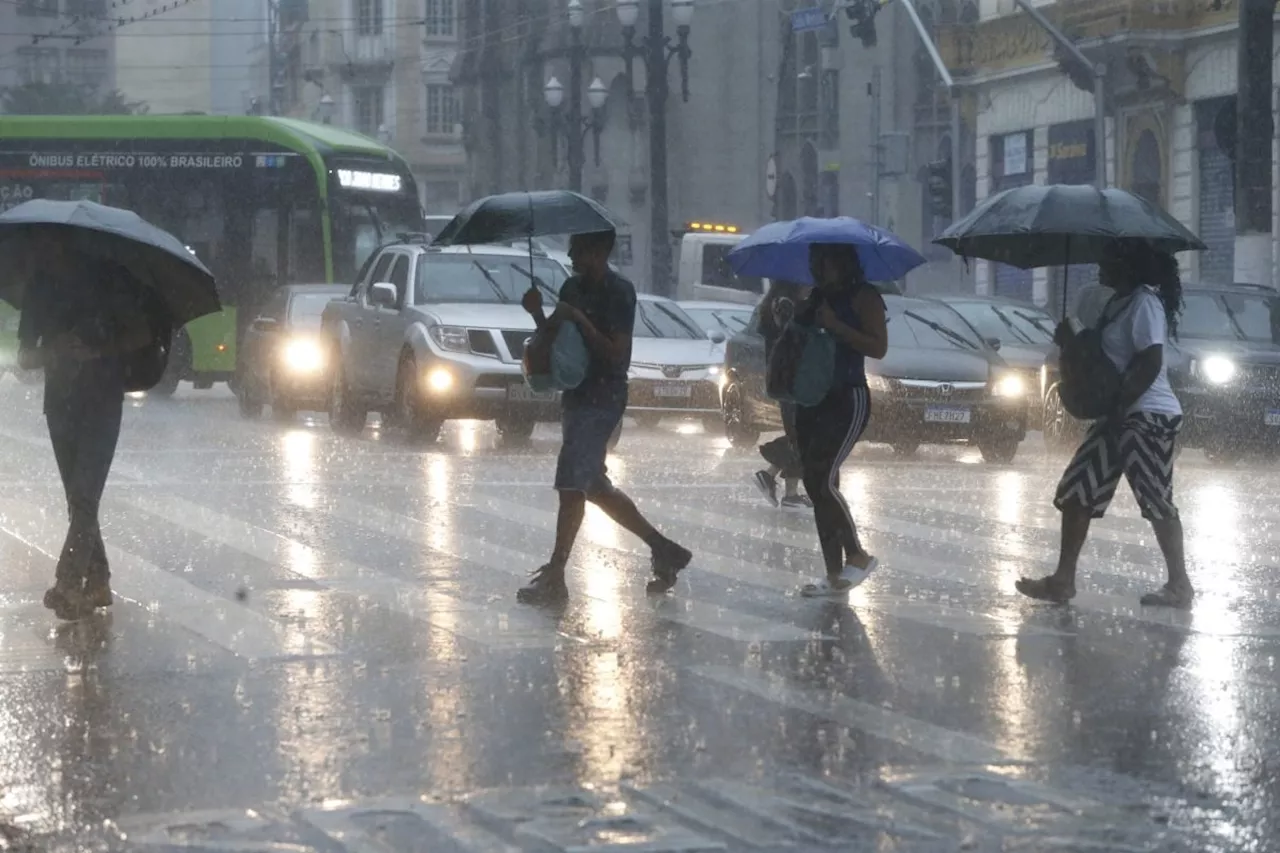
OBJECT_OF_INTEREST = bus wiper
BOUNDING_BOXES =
[904,310,978,350]
[509,263,559,302]
[471,261,510,303]
[990,305,1035,345]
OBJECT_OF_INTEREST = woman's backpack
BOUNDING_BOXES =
[522,319,588,393]
[766,317,836,407]
[1057,293,1131,420]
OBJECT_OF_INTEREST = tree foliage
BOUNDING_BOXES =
[0,82,147,116]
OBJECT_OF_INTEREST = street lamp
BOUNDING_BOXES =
[317,93,335,124]
[545,74,609,179]
[567,0,586,28]
[616,0,695,297]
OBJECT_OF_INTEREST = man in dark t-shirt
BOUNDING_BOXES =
[518,229,691,605]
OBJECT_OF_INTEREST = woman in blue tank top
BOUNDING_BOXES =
[796,244,889,597]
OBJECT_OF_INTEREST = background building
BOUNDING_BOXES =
[114,0,269,115]
[455,0,947,295]
[0,0,116,96]
[939,0,1276,309]
[289,0,466,215]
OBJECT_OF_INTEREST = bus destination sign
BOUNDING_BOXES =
[24,152,246,169]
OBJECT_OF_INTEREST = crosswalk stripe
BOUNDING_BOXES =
[0,497,337,662]
[467,491,1065,639]
[119,491,575,651]
[691,664,1020,765]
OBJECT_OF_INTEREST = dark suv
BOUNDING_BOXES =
[721,294,1030,462]
[1041,283,1280,461]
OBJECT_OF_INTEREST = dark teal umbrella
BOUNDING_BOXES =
[935,184,1206,269]
[0,198,220,326]
[431,190,622,247]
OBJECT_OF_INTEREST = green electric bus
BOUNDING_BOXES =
[0,115,424,394]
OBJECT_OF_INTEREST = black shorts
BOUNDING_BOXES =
[554,400,625,495]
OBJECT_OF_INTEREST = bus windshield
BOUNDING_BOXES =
[332,192,425,284]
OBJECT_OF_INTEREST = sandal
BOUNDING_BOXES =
[1139,585,1194,610]
[1014,575,1076,604]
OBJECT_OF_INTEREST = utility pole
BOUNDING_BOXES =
[1233,0,1274,285]
[266,0,280,115]
[870,65,881,223]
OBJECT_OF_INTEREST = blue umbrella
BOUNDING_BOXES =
[727,217,926,285]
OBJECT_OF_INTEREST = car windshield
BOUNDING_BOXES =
[288,293,341,328]
[415,255,570,304]
[1222,292,1280,344]
[1180,293,1241,339]
[634,300,704,339]
[682,306,753,338]
[891,302,984,350]
[949,301,1054,345]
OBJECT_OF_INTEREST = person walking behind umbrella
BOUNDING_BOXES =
[1016,243,1193,609]
[517,229,692,604]
[797,244,888,597]
[16,234,154,620]
[753,280,811,511]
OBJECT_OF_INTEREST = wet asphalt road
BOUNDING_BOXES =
[0,381,1279,852]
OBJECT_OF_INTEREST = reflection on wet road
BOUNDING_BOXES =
[0,384,1278,851]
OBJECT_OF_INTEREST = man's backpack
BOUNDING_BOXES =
[121,284,174,393]
[1057,293,1131,420]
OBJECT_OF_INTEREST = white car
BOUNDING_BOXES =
[627,294,726,429]
[678,299,757,343]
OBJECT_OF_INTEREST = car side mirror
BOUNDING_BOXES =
[709,331,727,344]
[985,336,1002,351]
[369,282,398,308]
[252,316,279,333]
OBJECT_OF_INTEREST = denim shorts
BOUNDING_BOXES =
[554,400,625,495]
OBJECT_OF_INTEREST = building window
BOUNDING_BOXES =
[17,48,61,84]
[17,0,58,16]
[356,0,384,35]
[353,85,385,136]
[425,84,459,135]
[64,49,108,87]
[65,0,107,15]
[425,0,455,37]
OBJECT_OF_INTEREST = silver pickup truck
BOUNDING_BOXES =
[321,241,572,442]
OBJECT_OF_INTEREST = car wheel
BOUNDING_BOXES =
[496,415,536,443]
[721,382,759,448]
[150,332,187,398]
[272,400,297,422]
[979,437,1020,464]
[892,441,919,457]
[328,362,368,435]
[1042,387,1080,453]
[632,412,662,429]
[395,356,442,444]
[237,386,264,419]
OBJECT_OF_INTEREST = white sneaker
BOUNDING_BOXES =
[799,557,878,598]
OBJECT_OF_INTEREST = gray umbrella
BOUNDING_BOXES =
[0,198,220,327]
[431,190,622,247]
[934,184,1207,269]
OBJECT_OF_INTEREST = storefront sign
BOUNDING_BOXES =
[1047,120,1095,184]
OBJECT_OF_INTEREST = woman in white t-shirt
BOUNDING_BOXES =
[1016,243,1193,609]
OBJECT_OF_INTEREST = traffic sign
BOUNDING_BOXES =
[765,155,777,200]
[790,7,828,33]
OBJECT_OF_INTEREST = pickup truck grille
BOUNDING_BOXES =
[502,330,534,358]
[468,329,498,356]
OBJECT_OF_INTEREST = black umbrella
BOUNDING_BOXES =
[0,198,220,327]
[934,184,1206,269]
[431,190,622,247]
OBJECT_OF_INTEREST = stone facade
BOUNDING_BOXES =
[943,0,1278,308]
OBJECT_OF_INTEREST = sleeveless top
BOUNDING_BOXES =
[817,283,875,389]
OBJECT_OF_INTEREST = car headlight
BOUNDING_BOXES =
[281,338,325,373]
[428,325,470,353]
[1197,354,1237,385]
[992,373,1026,398]
[867,374,891,392]
[707,364,722,378]
[424,366,453,393]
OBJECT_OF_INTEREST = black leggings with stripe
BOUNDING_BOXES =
[795,385,872,577]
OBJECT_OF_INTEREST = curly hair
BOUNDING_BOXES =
[1110,242,1184,340]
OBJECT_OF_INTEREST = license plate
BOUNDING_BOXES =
[653,382,692,398]
[507,383,557,403]
[1265,409,1280,427]
[924,405,971,424]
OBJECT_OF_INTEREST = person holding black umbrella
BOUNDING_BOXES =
[518,229,692,604]
[1016,243,1193,609]
[16,232,155,620]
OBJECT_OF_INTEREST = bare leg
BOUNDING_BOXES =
[1016,502,1090,603]
[549,490,588,574]
[1151,517,1192,593]
[589,487,663,547]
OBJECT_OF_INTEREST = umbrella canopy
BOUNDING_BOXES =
[934,184,1207,268]
[0,198,220,327]
[431,190,622,247]
[726,217,927,285]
